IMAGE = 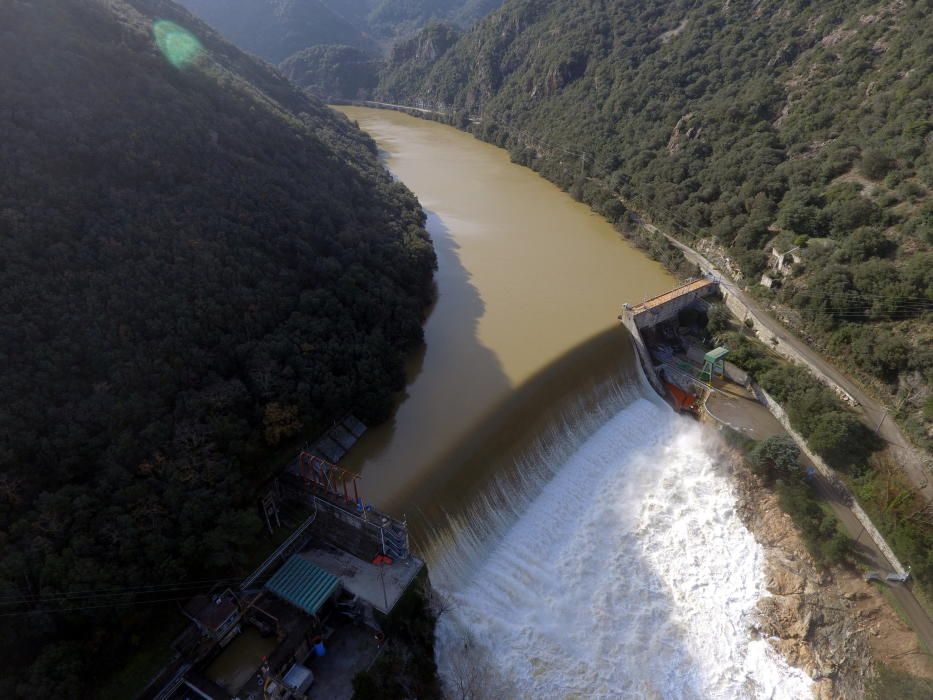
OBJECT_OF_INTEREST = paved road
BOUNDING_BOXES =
[667,227,933,652]
[655,228,933,503]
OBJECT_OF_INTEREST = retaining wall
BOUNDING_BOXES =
[752,384,906,577]
[704,278,857,406]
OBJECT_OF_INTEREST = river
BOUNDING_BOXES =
[335,106,672,517]
[333,107,813,699]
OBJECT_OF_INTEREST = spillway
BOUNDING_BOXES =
[430,391,813,699]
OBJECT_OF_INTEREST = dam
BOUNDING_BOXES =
[331,107,815,699]
[620,277,719,395]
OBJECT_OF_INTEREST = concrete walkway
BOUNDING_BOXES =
[300,545,423,614]
[704,382,780,441]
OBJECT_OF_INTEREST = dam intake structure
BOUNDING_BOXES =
[619,277,718,396]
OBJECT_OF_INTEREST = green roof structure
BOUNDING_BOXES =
[264,555,339,616]
[700,346,730,383]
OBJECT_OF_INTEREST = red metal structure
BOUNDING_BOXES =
[297,451,361,505]
[664,381,700,415]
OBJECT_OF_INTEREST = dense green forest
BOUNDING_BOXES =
[178,0,502,65]
[177,0,503,100]
[280,44,382,100]
[177,0,380,62]
[0,0,435,695]
[376,0,933,448]
[366,0,503,42]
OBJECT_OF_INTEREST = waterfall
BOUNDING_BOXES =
[428,391,812,699]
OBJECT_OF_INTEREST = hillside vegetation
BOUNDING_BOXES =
[280,44,382,100]
[179,0,502,65]
[0,0,435,694]
[177,0,379,62]
[367,0,503,42]
[377,0,933,447]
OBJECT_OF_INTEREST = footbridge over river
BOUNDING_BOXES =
[619,278,719,395]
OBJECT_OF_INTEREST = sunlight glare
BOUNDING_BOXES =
[153,20,203,69]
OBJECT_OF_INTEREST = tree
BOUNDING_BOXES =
[807,411,874,472]
[859,150,894,180]
[706,303,732,335]
[443,635,518,700]
[750,435,801,478]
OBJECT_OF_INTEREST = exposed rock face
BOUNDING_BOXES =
[666,112,702,154]
[721,444,933,698]
[388,22,460,63]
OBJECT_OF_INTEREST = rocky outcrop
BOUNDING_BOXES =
[666,113,702,154]
[722,445,933,698]
[388,22,461,64]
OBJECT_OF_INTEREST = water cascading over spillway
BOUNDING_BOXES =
[428,373,814,699]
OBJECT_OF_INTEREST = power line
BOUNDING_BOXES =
[0,592,206,618]
[0,571,277,607]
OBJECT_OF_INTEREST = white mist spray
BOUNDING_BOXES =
[431,396,813,699]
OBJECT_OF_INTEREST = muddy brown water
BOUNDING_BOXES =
[333,107,674,537]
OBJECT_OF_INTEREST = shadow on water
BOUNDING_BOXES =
[340,210,513,505]
[403,324,648,545]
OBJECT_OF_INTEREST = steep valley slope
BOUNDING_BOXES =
[0,0,434,694]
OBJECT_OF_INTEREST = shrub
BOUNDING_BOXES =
[837,226,894,262]
[706,303,732,335]
[859,149,895,180]
[866,666,933,700]
[828,196,881,238]
[750,435,801,478]
[776,478,851,567]
[807,411,874,472]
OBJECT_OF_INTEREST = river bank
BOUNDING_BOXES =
[725,440,933,698]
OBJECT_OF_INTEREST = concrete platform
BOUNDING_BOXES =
[704,382,784,441]
[300,545,423,614]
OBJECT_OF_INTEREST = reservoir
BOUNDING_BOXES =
[332,107,813,699]
[334,106,673,517]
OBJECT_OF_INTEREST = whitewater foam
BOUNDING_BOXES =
[433,398,813,699]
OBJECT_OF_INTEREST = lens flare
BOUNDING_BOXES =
[153,20,203,69]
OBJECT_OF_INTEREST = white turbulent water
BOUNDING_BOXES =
[433,397,813,700]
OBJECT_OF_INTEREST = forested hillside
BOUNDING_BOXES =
[0,0,434,694]
[280,44,382,99]
[367,0,503,41]
[378,0,933,446]
[177,0,379,62]
[178,0,502,64]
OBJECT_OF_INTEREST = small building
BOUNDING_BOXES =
[760,273,780,289]
[264,555,341,618]
[770,246,802,276]
[182,590,242,647]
